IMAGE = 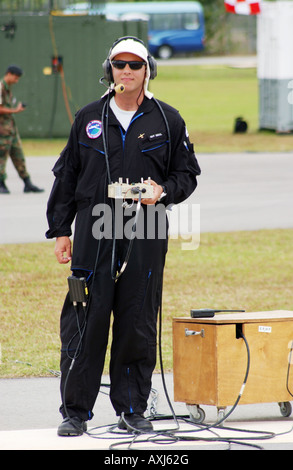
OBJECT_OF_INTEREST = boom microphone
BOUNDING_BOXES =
[99,77,125,94]
[114,83,125,94]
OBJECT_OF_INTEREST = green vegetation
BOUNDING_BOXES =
[1,229,292,377]
[22,65,293,155]
[152,64,293,153]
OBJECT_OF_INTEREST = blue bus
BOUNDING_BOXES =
[63,2,205,59]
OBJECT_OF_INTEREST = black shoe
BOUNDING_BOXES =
[57,417,87,436]
[0,181,10,194]
[23,177,44,193]
[118,413,153,433]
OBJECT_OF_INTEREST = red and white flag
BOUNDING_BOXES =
[224,0,261,15]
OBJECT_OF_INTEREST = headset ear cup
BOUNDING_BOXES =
[103,37,157,82]
[102,58,113,83]
[148,55,157,80]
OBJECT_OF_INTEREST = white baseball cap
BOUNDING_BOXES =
[109,38,153,99]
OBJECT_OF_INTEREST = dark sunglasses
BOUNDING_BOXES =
[111,60,147,70]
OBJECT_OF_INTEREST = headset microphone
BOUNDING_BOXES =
[114,83,125,94]
[99,77,125,94]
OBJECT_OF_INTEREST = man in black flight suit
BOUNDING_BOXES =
[46,36,201,436]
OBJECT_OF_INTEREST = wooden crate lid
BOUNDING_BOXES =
[173,310,293,324]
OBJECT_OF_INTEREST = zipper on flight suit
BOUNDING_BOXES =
[127,366,134,413]
[119,112,146,414]
[118,113,144,178]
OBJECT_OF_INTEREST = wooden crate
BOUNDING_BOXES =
[173,311,293,407]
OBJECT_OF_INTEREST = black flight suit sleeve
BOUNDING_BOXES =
[159,107,201,206]
[46,120,80,239]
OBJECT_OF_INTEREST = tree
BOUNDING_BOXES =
[200,0,228,45]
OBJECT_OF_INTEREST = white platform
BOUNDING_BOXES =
[1,419,293,451]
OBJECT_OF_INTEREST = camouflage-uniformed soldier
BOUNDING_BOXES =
[0,65,44,194]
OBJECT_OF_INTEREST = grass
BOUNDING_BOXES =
[22,138,67,157]
[0,242,70,378]
[153,65,259,132]
[1,229,292,378]
[21,65,293,155]
[151,64,293,153]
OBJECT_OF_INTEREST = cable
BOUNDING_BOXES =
[154,327,251,433]
[166,329,251,434]
[157,288,180,432]
[153,98,171,178]
[211,329,251,428]
[58,89,282,447]
[123,329,251,442]
[48,72,59,138]
[86,325,279,450]
[101,98,112,186]
[112,190,143,281]
[83,321,293,451]
[90,314,252,445]
[64,304,86,361]
[286,341,293,398]
[48,14,74,127]
[61,92,146,427]
[59,65,74,125]
[101,94,148,281]
[61,175,106,431]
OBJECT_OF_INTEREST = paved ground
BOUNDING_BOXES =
[1,151,293,451]
[1,151,293,244]
[1,374,293,450]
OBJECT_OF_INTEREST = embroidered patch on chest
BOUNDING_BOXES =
[86,120,102,139]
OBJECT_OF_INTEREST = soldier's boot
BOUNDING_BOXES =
[0,180,10,194]
[23,177,44,193]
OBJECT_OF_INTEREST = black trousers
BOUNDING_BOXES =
[59,235,167,421]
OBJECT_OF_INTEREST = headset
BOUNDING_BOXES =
[101,35,170,179]
[102,36,157,83]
